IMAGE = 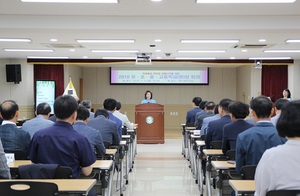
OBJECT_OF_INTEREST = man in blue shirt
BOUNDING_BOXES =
[22,102,54,138]
[0,100,30,152]
[103,98,122,138]
[235,96,286,174]
[73,105,106,156]
[27,95,96,179]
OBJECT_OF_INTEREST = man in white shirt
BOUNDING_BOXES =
[113,102,137,130]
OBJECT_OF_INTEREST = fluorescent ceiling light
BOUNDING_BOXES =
[196,0,296,3]
[286,39,300,43]
[181,39,239,43]
[77,39,134,43]
[259,39,267,42]
[154,39,162,42]
[102,57,136,59]
[21,0,118,3]
[50,38,58,42]
[175,57,217,60]
[0,38,31,42]
[249,57,292,60]
[91,50,139,53]
[27,56,69,59]
[230,57,236,59]
[264,50,300,53]
[4,49,54,52]
[177,50,226,53]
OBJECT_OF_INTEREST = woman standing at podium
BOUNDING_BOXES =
[141,90,156,104]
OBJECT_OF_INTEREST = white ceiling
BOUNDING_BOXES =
[1,0,300,61]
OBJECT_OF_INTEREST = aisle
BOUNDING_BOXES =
[116,139,199,196]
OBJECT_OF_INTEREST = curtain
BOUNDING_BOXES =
[34,64,64,97]
[261,65,288,102]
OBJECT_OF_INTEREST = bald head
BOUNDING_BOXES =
[0,100,19,121]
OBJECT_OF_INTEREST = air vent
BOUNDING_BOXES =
[233,44,274,49]
[42,43,84,48]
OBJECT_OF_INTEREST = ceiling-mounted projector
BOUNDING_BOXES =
[136,53,152,65]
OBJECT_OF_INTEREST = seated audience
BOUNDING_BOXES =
[195,101,215,131]
[0,100,30,151]
[114,101,137,130]
[88,109,120,147]
[0,140,11,179]
[81,100,95,119]
[27,95,96,179]
[103,98,122,138]
[22,102,54,138]
[254,100,300,196]
[271,98,289,126]
[201,104,220,135]
[73,105,106,156]
[205,99,232,149]
[235,96,286,174]
[222,101,253,154]
[194,100,207,125]
[186,97,202,127]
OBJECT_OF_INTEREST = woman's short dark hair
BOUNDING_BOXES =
[144,90,153,99]
[229,101,249,119]
[277,100,300,138]
[54,95,78,120]
[283,88,291,98]
[250,96,273,119]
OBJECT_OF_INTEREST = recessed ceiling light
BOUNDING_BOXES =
[77,39,134,43]
[69,49,75,52]
[50,38,58,42]
[175,57,217,60]
[21,0,118,3]
[181,39,239,43]
[151,0,162,2]
[259,39,267,42]
[83,56,88,58]
[27,56,69,59]
[249,57,292,60]
[4,49,54,52]
[154,39,162,42]
[196,0,296,3]
[91,50,139,53]
[264,50,300,53]
[156,57,162,59]
[102,57,136,59]
[286,39,300,43]
[177,50,226,53]
[230,57,236,59]
[0,38,31,42]
[241,50,248,52]
[155,49,161,52]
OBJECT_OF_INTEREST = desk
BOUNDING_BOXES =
[229,180,255,195]
[203,149,223,196]
[127,129,137,158]
[0,179,96,195]
[189,134,201,183]
[195,140,205,192]
[118,140,127,196]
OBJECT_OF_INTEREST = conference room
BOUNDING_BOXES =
[1,0,300,195]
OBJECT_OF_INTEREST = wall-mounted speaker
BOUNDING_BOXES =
[6,64,22,84]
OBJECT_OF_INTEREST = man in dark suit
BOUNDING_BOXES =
[195,101,216,130]
[222,101,253,154]
[87,109,120,147]
[185,97,202,127]
[205,98,232,149]
[103,98,122,139]
[235,96,286,174]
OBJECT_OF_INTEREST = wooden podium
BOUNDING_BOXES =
[135,104,164,144]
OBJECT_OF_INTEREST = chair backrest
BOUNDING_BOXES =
[17,164,72,179]
[0,181,58,196]
[200,134,206,141]
[240,165,257,180]
[266,190,300,196]
[4,150,29,160]
[53,166,73,179]
[103,141,112,149]
[226,149,236,161]
[210,140,222,149]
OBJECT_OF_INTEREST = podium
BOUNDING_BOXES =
[135,104,164,144]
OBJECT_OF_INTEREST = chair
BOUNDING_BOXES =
[225,149,236,160]
[4,150,29,160]
[240,165,257,180]
[266,190,300,196]
[53,166,73,179]
[0,181,58,196]
[210,140,223,149]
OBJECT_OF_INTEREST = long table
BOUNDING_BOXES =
[229,180,255,195]
[0,179,96,195]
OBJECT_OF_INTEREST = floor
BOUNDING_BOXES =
[111,138,209,196]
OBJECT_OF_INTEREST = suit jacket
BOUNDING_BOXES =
[0,124,30,151]
[108,112,122,138]
[235,121,286,174]
[87,116,120,146]
[186,107,202,127]
[195,111,214,130]
[222,119,253,154]
[205,115,232,149]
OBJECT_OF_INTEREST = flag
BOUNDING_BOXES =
[63,77,79,101]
